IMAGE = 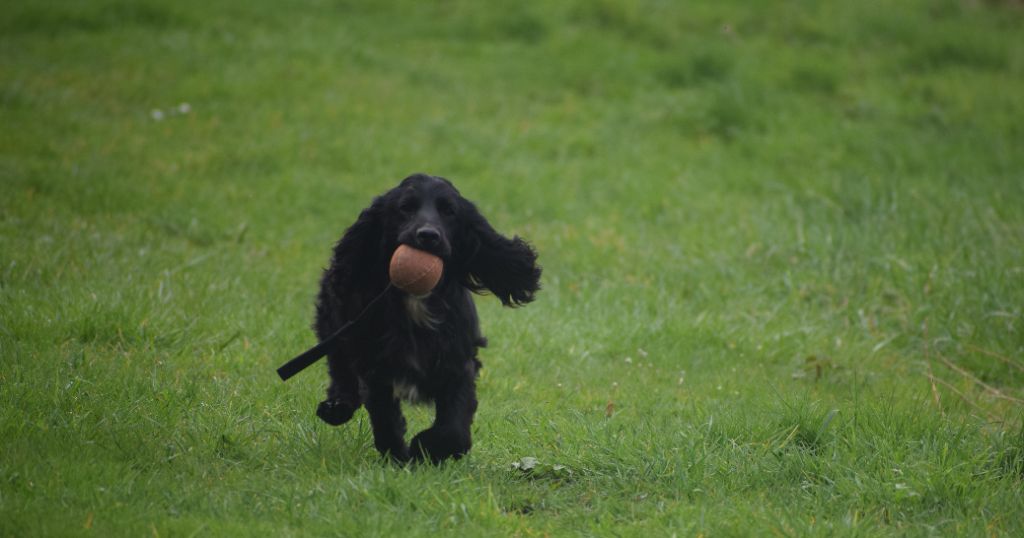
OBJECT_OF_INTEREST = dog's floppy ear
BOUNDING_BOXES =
[459,200,541,307]
[326,194,390,283]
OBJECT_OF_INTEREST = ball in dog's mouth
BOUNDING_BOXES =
[388,244,443,295]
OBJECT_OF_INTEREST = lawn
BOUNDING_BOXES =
[2,0,1023,535]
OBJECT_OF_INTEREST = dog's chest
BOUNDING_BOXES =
[393,295,445,403]
[404,295,439,329]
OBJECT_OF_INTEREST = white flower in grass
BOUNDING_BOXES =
[150,109,165,121]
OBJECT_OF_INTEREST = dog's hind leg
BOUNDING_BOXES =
[316,353,362,426]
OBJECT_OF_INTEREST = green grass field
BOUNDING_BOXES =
[3,0,1024,535]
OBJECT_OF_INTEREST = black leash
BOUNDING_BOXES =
[276,283,393,381]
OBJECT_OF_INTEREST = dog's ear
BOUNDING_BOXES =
[327,194,390,282]
[459,200,541,307]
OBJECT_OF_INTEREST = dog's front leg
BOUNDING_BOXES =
[410,372,477,464]
[316,352,362,426]
[364,381,410,463]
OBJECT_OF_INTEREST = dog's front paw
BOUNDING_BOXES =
[410,427,471,464]
[316,398,357,426]
[382,446,411,465]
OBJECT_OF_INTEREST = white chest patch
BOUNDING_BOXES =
[404,295,439,329]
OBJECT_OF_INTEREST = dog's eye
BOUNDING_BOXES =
[437,200,456,216]
[399,200,417,214]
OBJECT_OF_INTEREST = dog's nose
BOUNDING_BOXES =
[416,227,440,247]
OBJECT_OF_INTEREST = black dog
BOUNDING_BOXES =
[313,173,541,463]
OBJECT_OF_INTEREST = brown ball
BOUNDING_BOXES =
[388,244,443,296]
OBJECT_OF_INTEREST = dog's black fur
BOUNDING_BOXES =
[313,173,541,463]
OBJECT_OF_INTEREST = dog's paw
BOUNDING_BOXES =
[383,446,411,465]
[316,398,357,426]
[410,427,471,464]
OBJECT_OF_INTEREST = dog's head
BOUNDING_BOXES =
[389,173,460,259]
[354,173,541,306]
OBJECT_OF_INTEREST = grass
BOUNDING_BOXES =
[2,0,1023,535]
